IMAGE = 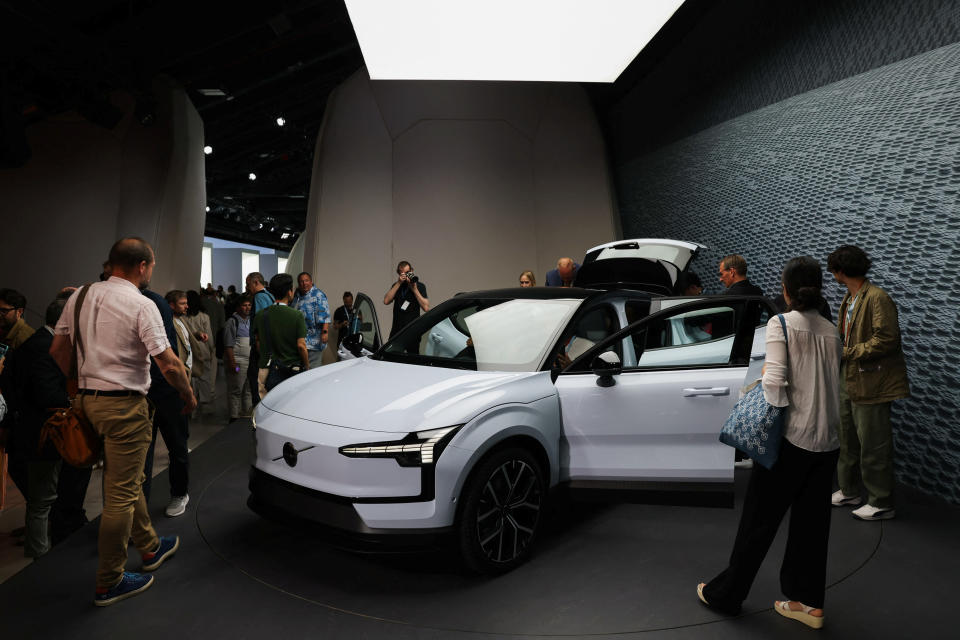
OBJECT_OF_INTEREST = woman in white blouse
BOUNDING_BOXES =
[697,256,842,630]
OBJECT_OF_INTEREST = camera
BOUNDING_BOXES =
[406,272,419,284]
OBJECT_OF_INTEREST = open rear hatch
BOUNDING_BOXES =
[574,239,704,293]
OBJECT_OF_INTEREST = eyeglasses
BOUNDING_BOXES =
[0,307,18,314]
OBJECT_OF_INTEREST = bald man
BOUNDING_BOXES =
[545,257,580,287]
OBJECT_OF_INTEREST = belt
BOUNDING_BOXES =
[77,389,143,397]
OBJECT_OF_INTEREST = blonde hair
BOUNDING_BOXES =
[519,270,536,286]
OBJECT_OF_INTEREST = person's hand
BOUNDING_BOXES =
[200,333,209,342]
[0,355,5,377]
[180,389,198,414]
[761,363,767,376]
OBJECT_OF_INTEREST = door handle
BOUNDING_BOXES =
[682,387,730,397]
[750,354,765,361]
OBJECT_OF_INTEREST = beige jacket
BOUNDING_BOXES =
[837,280,910,404]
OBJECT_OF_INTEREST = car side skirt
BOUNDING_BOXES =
[563,479,734,508]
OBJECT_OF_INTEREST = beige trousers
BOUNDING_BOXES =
[80,394,160,589]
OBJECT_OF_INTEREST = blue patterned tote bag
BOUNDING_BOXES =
[719,314,788,470]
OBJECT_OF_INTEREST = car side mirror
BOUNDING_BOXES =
[591,351,621,387]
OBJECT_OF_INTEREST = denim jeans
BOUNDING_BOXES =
[25,459,61,558]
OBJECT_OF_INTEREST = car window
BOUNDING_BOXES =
[382,298,582,371]
[552,305,621,370]
[353,294,380,350]
[630,305,739,369]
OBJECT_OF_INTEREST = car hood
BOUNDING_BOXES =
[259,357,555,434]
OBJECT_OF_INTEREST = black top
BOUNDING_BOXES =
[142,288,179,400]
[724,279,764,296]
[390,281,428,338]
[6,328,69,460]
[333,304,354,345]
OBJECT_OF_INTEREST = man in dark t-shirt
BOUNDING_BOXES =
[383,261,429,338]
[333,291,355,346]
[718,254,764,296]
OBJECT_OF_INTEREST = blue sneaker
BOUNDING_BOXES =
[94,572,154,607]
[142,535,180,571]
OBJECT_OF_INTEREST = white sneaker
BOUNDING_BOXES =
[734,459,754,469]
[831,490,862,507]
[165,494,190,518]
[851,503,895,521]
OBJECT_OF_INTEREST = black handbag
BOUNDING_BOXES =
[261,306,302,391]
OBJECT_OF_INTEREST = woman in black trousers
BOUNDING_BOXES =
[698,256,842,630]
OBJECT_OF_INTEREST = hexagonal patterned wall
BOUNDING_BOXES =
[616,43,960,503]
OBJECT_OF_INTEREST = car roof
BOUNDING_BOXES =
[452,287,653,301]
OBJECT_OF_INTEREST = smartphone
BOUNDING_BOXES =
[0,342,9,360]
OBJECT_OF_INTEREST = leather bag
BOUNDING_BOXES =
[39,285,103,468]
[718,314,788,470]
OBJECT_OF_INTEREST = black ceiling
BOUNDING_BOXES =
[2,0,723,251]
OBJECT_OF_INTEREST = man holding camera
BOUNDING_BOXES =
[383,261,429,338]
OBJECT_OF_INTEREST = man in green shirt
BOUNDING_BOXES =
[253,273,309,398]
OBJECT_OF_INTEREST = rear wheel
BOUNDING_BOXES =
[458,447,545,575]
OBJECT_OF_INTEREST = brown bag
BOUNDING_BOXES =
[39,285,102,468]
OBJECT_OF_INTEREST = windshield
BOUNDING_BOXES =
[379,298,583,371]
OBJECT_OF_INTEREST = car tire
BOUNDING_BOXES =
[458,446,546,575]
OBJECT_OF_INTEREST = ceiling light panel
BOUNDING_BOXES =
[345,0,685,82]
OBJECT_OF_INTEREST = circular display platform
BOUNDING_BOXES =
[196,463,879,636]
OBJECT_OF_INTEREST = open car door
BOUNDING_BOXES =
[554,295,774,506]
[337,292,383,360]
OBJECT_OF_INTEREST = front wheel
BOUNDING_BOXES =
[458,447,545,575]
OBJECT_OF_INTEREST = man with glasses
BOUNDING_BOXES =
[0,288,35,350]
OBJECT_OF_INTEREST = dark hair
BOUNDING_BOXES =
[108,237,154,271]
[165,290,186,305]
[782,256,824,312]
[297,272,312,281]
[343,291,353,299]
[720,254,747,276]
[228,285,237,293]
[827,245,871,278]
[396,260,412,274]
[0,288,26,309]
[238,294,253,305]
[45,298,66,326]
[186,290,203,316]
[269,273,294,299]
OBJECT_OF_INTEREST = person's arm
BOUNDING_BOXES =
[50,334,73,378]
[844,292,902,361]
[297,337,309,370]
[384,278,402,305]
[412,283,429,312]
[30,354,70,409]
[224,347,238,372]
[154,347,197,413]
[761,318,789,407]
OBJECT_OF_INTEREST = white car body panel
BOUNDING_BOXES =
[557,366,746,483]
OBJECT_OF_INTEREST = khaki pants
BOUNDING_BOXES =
[80,394,160,589]
[837,364,895,509]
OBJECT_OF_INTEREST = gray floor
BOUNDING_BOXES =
[0,421,955,639]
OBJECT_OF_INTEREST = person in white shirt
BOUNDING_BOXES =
[698,256,841,630]
[50,237,196,607]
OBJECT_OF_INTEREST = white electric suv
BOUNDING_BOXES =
[249,239,776,573]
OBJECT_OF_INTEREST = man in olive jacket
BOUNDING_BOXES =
[828,245,910,521]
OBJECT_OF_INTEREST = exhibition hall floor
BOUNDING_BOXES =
[1,420,954,639]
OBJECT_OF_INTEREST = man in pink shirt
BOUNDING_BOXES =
[51,237,196,607]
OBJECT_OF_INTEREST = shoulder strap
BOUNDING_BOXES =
[777,313,789,363]
[71,285,92,380]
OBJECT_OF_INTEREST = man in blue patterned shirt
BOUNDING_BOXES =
[293,272,330,368]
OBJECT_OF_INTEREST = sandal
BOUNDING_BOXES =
[774,600,824,629]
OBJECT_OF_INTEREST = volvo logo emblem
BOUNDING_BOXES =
[274,442,315,467]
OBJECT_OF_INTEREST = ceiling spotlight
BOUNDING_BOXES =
[276,116,286,127]
[205,206,210,212]
[258,223,264,229]
[281,232,291,240]
[203,145,213,155]
[248,173,257,181]
[269,225,277,233]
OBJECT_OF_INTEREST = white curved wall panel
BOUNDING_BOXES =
[303,69,616,337]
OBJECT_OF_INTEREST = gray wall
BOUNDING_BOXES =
[609,1,960,502]
[0,76,205,325]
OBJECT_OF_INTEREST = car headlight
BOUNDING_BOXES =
[339,425,462,467]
